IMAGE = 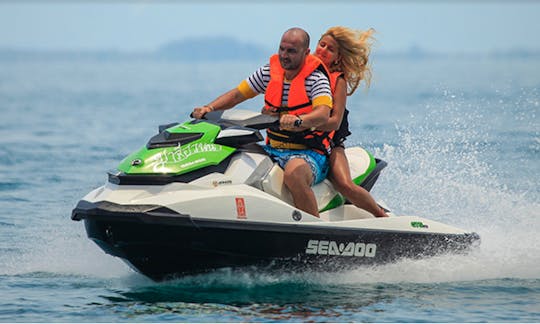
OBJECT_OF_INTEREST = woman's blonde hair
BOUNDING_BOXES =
[320,26,375,95]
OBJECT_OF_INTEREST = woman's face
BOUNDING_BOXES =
[315,35,340,68]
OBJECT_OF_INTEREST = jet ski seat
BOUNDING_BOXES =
[261,147,377,219]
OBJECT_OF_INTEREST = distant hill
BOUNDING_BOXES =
[0,36,273,61]
[1,37,539,61]
[157,36,271,61]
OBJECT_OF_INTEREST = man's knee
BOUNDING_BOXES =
[283,159,313,187]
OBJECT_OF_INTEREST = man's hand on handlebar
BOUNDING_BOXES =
[279,114,304,131]
[191,106,213,119]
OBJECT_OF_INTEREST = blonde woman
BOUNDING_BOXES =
[315,26,387,217]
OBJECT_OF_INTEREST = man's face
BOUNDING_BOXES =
[278,32,308,72]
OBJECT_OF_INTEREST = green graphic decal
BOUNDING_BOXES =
[117,121,235,175]
[411,221,429,228]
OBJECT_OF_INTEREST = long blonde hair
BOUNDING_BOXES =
[320,26,375,95]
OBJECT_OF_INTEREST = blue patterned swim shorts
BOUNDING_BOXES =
[262,145,329,184]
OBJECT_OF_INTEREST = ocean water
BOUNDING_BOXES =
[0,55,539,322]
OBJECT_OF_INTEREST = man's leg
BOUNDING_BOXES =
[282,158,320,217]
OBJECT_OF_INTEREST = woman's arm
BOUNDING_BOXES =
[318,76,347,131]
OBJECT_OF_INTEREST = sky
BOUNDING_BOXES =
[1,1,539,54]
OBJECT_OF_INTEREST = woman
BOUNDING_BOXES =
[315,26,387,217]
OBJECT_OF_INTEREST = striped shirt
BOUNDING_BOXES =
[237,63,333,108]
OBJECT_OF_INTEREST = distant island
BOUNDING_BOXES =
[0,36,272,61]
[157,36,272,60]
[1,36,539,61]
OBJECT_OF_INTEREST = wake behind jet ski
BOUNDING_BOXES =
[72,109,480,281]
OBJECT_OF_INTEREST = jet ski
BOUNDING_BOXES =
[72,109,480,281]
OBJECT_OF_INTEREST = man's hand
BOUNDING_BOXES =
[261,106,279,116]
[280,114,302,130]
[191,106,213,119]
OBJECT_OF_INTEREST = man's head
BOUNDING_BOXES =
[278,27,310,72]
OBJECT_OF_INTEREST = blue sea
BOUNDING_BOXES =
[0,54,539,322]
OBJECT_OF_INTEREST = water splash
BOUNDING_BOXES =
[368,90,540,282]
[0,219,130,279]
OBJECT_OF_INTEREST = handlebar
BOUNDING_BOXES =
[190,109,304,130]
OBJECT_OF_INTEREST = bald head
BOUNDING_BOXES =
[283,27,310,50]
[278,27,311,76]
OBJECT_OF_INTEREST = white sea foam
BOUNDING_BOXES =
[0,211,131,278]
[362,97,540,283]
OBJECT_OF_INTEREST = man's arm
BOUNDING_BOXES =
[280,104,331,130]
[192,88,248,119]
[280,68,333,130]
[192,67,265,119]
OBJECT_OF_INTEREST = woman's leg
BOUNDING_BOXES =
[328,147,387,217]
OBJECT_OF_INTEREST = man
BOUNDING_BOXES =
[192,27,333,217]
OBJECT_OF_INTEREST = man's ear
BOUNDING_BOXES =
[305,48,311,56]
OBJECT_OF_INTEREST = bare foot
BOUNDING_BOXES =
[376,207,389,217]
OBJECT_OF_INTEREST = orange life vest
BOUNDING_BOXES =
[329,71,343,95]
[264,54,333,155]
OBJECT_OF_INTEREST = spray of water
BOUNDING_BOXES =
[365,90,540,282]
[0,218,130,279]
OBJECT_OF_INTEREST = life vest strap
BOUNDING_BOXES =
[267,128,331,156]
[264,100,312,113]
